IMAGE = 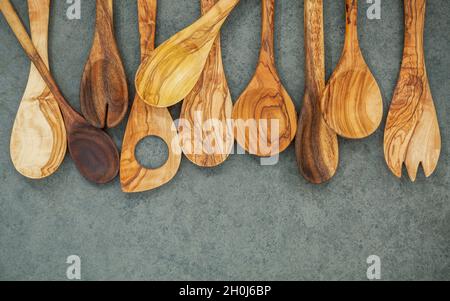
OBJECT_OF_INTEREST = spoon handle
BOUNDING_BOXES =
[344,0,360,51]
[403,0,426,69]
[137,0,157,58]
[95,0,114,33]
[259,0,275,65]
[0,0,79,124]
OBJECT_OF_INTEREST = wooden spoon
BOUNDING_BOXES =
[320,0,383,139]
[232,0,297,157]
[120,0,181,193]
[0,0,119,184]
[384,0,441,181]
[80,0,128,128]
[135,0,240,108]
[295,0,338,184]
[10,0,67,179]
[178,0,233,167]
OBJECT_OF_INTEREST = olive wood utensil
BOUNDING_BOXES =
[232,0,297,157]
[135,0,240,108]
[178,0,233,167]
[120,0,181,193]
[80,0,128,128]
[320,0,383,139]
[384,0,440,181]
[10,0,67,179]
[0,0,119,184]
[295,0,338,184]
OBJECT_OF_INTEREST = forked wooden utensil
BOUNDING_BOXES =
[232,0,297,157]
[10,0,67,179]
[80,0,128,128]
[295,0,338,184]
[320,0,383,139]
[135,0,240,108]
[178,0,233,167]
[0,0,119,184]
[384,0,441,181]
[120,0,181,193]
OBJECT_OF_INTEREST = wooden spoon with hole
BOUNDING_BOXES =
[320,0,383,139]
[80,0,128,128]
[120,0,181,193]
[178,0,233,167]
[135,0,240,108]
[0,0,119,184]
[384,0,441,181]
[295,0,338,184]
[10,0,66,179]
[232,0,297,157]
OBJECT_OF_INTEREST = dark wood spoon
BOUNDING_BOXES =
[0,0,119,184]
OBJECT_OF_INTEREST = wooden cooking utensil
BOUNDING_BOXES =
[232,0,297,157]
[80,0,128,128]
[320,0,383,139]
[295,0,338,184]
[10,0,66,179]
[135,0,240,108]
[0,0,119,184]
[178,0,233,167]
[120,0,181,193]
[384,0,441,181]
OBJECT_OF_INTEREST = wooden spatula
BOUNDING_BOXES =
[135,0,240,108]
[295,0,339,184]
[0,0,119,184]
[10,0,67,179]
[232,0,297,157]
[320,0,383,139]
[80,0,128,128]
[178,0,233,167]
[384,0,441,181]
[120,0,182,193]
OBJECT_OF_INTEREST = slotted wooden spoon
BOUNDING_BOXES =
[384,0,441,181]
[178,0,233,167]
[80,0,128,128]
[135,0,240,108]
[295,0,338,184]
[120,0,181,193]
[0,0,119,184]
[10,0,66,179]
[320,0,383,139]
[232,0,297,157]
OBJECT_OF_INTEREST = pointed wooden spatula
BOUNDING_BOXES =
[296,0,339,184]
[384,0,441,181]
[10,0,67,179]
[80,0,128,128]
[178,0,233,167]
[120,0,181,193]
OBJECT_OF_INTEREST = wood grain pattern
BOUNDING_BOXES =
[80,0,128,128]
[1,0,119,184]
[384,0,441,181]
[232,0,297,157]
[320,0,383,139]
[120,0,182,193]
[10,0,66,179]
[178,0,233,167]
[295,0,338,184]
[135,0,240,108]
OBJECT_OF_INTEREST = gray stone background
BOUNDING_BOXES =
[0,0,448,281]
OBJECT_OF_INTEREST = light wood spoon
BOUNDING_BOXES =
[120,0,181,193]
[320,0,383,139]
[135,0,240,108]
[178,0,233,167]
[10,0,66,179]
[0,0,119,184]
[384,0,441,181]
[295,0,338,184]
[80,0,128,128]
[232,0,297,157]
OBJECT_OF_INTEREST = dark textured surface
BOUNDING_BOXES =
[0,0,448,280]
